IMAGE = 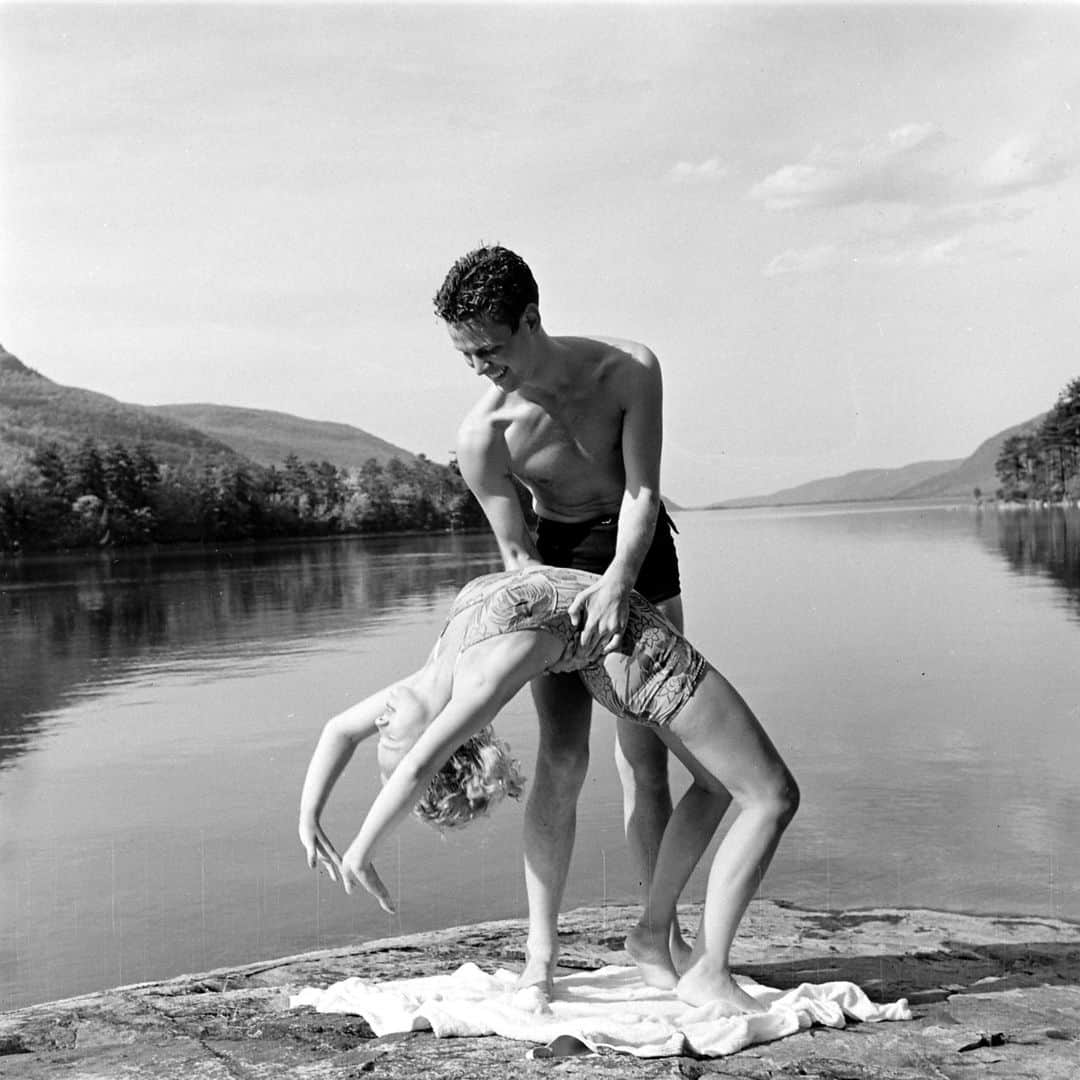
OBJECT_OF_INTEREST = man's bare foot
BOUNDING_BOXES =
[676,966,766,1013]
[625,925,678,990]
[669,924,694,975]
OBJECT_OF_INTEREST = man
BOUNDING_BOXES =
[433,245,726,997]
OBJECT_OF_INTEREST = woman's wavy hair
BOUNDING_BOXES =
[413,725,526,830]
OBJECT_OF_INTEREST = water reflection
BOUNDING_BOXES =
[0,534,502,772]
[977,506,1080,617]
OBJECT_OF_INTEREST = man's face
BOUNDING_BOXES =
[447,314,532,392]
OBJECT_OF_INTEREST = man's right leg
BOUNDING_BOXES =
[520,671,593,998]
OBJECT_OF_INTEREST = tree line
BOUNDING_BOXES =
[0,440,513,554]
[994,376,1080,503]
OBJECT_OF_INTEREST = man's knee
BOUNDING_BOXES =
[534,734,590,793]
[614,723,669,792]
[531,673,591,789]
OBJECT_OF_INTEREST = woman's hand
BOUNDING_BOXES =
[299,817,344,885]
[340,847,396,913]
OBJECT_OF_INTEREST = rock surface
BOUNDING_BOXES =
[2,901,1079,1078]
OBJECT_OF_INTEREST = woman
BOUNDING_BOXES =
[298,566,798,1012]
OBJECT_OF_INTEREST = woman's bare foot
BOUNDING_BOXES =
[676,966,766,1012]
[669,924,694,975]
[625,924,679,990]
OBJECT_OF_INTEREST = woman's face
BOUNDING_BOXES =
[374,683,430,782]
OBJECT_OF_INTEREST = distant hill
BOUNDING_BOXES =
[888,416,1044,500]
[716,459,962,508]
[150,403,413,470]
[0,345,416,477]
[0,346,247,471]
[710,415,1045,508]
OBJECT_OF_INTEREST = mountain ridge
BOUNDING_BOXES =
[707,416,1042,509]
[0,345,413,474]
[150,403,413,469]
[0,344,1042,505]
[0,344,246,470]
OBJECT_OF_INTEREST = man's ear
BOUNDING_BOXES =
[521,303,540,333]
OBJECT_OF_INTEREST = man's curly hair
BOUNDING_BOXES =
[433,245,539,331]
[413,725,526,830]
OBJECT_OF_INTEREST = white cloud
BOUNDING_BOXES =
[668,157,728,183]
[977,132,1079,194]
[755,120,1080,274]
[915,235,965,266]
[764,230,1006,274]
[763,245,841,277]
[749,123,950,210]
[752,123,1079,213]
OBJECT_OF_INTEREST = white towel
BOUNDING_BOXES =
[290,963,912,1058]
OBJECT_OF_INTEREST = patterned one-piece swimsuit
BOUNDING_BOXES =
[442,567,706,728]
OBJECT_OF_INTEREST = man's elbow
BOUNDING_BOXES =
[623,486,660,515]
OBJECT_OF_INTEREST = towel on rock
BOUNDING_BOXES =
[290,963,911,1058]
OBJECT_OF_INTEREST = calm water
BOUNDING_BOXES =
[2,506,1078,1009]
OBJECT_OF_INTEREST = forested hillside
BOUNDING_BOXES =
[151,403,413,469]
[0,347,245,470]
[0,347,491,554]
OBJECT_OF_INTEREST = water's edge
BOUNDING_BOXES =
[3,900,1078,1078]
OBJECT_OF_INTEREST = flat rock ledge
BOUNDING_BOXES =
[2,901,1079,1079]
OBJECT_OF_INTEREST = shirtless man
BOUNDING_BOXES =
[433,245,730,997]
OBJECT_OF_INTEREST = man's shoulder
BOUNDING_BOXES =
[571,334,659,369]
[456,391,531,457]
[457,396,500,447]
[458,387,529,433]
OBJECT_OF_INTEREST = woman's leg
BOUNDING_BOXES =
[662,665,799,1010]
[625,776,730,988]
[616,595,736,974]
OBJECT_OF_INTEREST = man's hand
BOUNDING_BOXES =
[299,818,344,885]
[567,575,631,662]
[340,848,396,913]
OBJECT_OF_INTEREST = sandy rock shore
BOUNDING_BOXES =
[2,900,1078,1079]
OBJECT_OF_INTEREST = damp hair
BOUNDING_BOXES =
[433,245,539,332]
[413,725,526,830]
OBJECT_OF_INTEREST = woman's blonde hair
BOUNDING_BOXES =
[414,725,526,829]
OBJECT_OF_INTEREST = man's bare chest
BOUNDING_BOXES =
[504,404,623,481]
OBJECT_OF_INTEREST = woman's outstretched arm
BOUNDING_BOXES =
[298,685,396,887]
[337,631,560,907]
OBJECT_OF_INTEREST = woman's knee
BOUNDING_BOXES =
[769,770,800,827]
[742,768,799,827]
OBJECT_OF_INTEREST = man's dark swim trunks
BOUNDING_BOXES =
[534,503,681,604]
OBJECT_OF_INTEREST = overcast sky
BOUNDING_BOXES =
[3,2,1079,504]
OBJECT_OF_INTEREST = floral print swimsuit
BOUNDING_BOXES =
[443,567,707,729]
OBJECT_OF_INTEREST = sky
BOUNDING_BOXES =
[2,2,1079,505]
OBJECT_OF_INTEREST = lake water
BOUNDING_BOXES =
[2,505,1078,1010]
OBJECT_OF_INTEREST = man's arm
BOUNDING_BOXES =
[569,351,663,656]
[457,408,541,570]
